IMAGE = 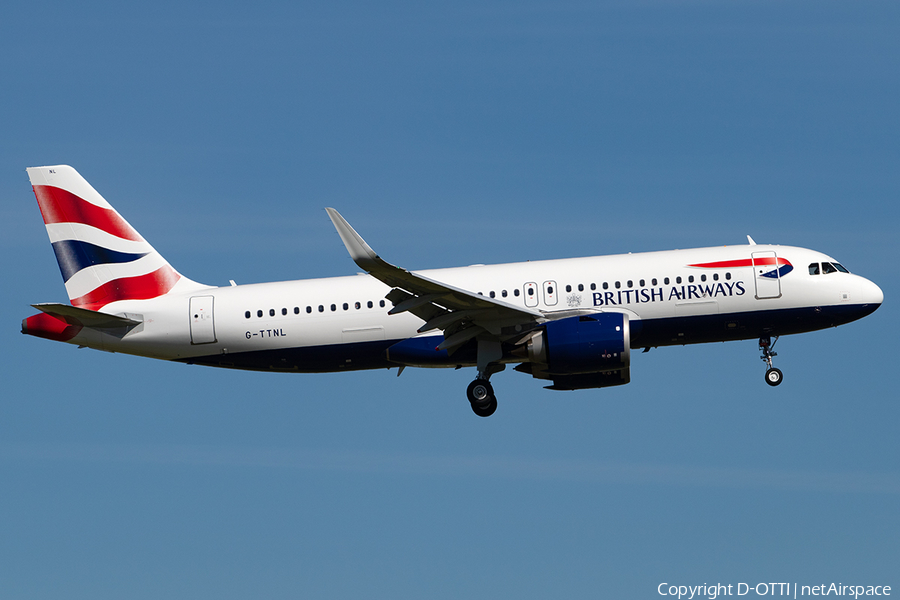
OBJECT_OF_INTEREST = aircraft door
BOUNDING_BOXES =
[542,280,558,306]
[190,296,217,344]
[752,251,782,299]
[524,282,539,308]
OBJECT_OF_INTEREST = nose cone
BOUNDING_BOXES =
[854,277,883,321]
[861,277,884,307]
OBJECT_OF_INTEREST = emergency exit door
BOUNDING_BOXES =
[542,280,558,306]
[190,296,217,344]
[524,282,539,308]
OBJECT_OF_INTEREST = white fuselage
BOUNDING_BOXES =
[61,243,883,373]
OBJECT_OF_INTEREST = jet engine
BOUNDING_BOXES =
[518,312,631,390]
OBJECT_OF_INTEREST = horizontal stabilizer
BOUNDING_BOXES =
[31,303,142,327]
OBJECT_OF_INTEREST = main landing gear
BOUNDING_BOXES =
[759,335,783,386]
[466,339,504,417]
[466,378,497,417]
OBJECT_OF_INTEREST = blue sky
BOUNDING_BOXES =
[1,1,898,598]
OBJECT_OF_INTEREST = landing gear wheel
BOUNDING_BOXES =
[765,367,783,387]
[471,397,497,417]
[467,379,497,417]
[467,379,493,404]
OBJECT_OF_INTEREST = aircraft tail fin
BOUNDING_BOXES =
[26,165,207,310]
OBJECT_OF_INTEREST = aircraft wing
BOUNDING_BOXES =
[326,208,543,352]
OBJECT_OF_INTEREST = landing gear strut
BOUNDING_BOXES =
[466,378,497,417]
[466,338,503,417]
[759,335,783,386]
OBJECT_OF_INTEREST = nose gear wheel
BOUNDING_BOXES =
[759,335,783,387]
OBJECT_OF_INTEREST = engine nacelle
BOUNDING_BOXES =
[525,312,630,390]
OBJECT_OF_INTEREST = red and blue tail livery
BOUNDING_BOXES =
[22,166,883,416]
[27,166,201,310]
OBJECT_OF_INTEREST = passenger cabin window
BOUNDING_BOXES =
[700,274,706,282]
[565,285,572,293]
[676,277,682,284]
[809,263,820,275]
[578,284,584,292]
[713,273,718,281]
[590,283,596,291]
[282,308,288,316]
[367,301,373,308]
[664,277,670,285]
[269,309,275,317]
[502,290,508,297]
[245,311,251,319]
[307,306,312,313]
[514,289,520,297]
[257,310,263,318]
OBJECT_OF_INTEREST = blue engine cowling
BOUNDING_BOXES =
[527,312,631,390]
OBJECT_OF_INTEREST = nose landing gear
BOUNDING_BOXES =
[759,335,783,386]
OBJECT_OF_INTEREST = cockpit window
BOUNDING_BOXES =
[821,262,838,274]
[808,263,820,275]
[833,262,849,273]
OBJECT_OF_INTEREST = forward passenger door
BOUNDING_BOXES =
[752,251,782,299]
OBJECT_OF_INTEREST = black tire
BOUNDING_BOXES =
[765,367,783,387]
[466,379,494,404]
[471,396,497,417]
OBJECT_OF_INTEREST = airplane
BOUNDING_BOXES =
[22,165,883,416]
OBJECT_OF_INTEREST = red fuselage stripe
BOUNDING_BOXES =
[688,257,791,269]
